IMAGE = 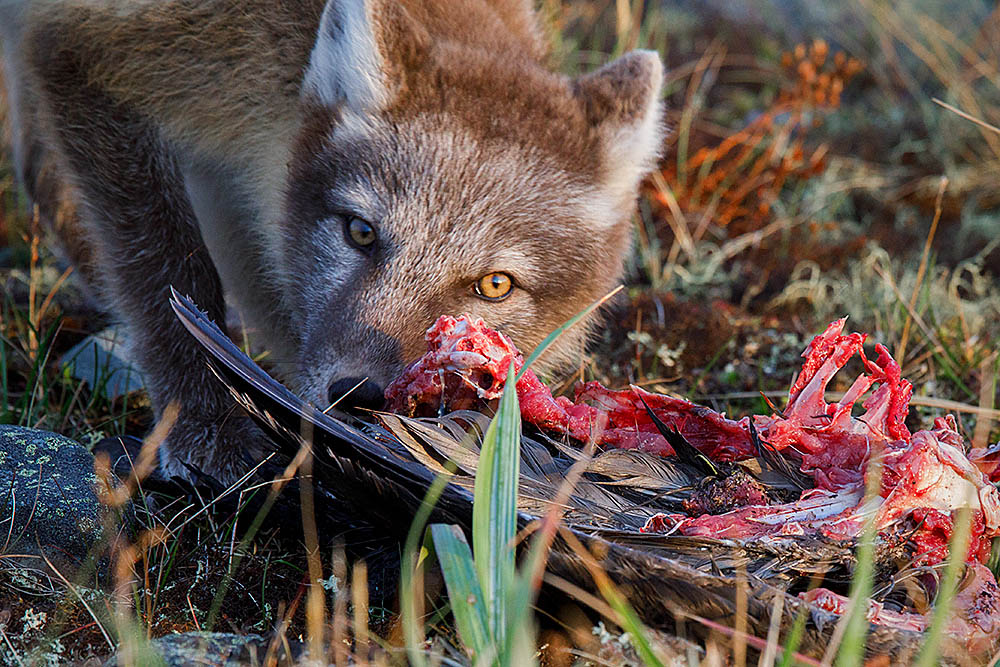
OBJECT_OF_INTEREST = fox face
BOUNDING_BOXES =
[279,0,664,408]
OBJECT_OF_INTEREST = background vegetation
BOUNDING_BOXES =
[0,0,997,664]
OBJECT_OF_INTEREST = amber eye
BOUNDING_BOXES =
[475,272,514,301]
[345,216,377,251]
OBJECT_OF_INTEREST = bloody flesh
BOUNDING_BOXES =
[800,562,1000,655]
[385,315,756,460]
[384,314,1000,651]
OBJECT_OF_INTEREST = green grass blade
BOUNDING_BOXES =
[0,337,8,422]
[592,568,664,667]
[988,536,1000,580]
[472,363,521,645]
[503,523,553,664]
[916,504,974,667]
[516,285,623,381]
[429,523,493,661]
[779,603,811,667]
[401,468,456,667]
[834,463,882,667]
[834,533,876,666]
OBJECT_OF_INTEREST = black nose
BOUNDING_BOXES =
[327,376,385,411]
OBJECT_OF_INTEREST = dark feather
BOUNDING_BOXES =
[170,291,958,662]
[748,418,813,492]
[638,394,719,476]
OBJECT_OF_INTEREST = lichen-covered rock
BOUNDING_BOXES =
[103,632,303,667]
[0,425,130,576]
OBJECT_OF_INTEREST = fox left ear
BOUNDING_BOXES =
[575,50,665,189]
[302,0,427,111]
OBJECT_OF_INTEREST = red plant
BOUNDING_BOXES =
[652,39,863,239]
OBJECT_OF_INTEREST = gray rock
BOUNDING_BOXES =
[60,326,144,400]
[0,426,131,576]
[103,632,304,667]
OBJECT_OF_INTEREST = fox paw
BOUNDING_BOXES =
[156,412,273,487]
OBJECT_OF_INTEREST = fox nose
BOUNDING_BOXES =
[327,376,385,412]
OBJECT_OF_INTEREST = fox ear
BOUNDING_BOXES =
[302,0,426,111]
[576,50,665,187]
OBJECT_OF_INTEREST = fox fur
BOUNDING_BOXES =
[0,0,665,483]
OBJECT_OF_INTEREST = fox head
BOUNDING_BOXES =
[280,0,664,409]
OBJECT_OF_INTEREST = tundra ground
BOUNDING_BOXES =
[1,0,998,663]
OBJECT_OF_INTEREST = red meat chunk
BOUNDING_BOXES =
[667,419,1000,564]
[385,314,1000,651]
[800,563,1000,655]
[800,587,928,633]
[384,315,755,460]
[384,315,525,414]
[752,318,913,491]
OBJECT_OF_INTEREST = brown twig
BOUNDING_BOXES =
[896,176,947,364]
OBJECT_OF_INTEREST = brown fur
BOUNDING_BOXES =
[1,0,665,483]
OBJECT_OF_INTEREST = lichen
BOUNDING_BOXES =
[21,608,47,634]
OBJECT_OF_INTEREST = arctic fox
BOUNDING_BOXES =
[0,0,664,482]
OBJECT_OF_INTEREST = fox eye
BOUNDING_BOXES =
[475,272,514,301]
[344,216,377,251]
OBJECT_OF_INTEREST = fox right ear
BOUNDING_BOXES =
[302,0,426,112]
[575,50,665,191]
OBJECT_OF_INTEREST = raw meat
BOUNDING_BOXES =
[800,562,1000,654]
[800,587,928,634]
[384,314,1000,649]
[751,318,913,491]
[384,315,526,414]
[385,315,756,460]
